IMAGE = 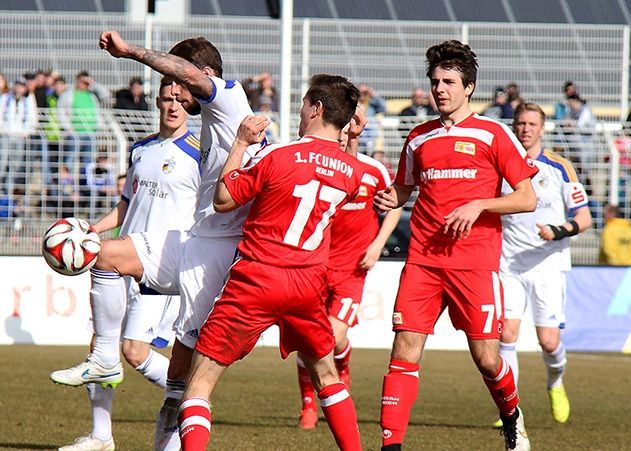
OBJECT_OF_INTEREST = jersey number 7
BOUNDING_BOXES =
[283,180,346,250]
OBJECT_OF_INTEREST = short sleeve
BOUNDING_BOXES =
[223,151,272,206]
[495,123,539,187]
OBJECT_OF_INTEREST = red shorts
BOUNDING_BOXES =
[195,259,335,365]
[325,268,367,327]
[393,264,504,339]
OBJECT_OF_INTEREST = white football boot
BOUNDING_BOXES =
[50,354,124,388]
[501,406,530,451]
[58,434,115,451]
[154,397,181,451]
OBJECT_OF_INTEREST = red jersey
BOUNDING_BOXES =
[223,135,364,267]
[329,153,392,270]
[395,113,538,271]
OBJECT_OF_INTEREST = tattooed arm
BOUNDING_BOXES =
[99,30,213,100]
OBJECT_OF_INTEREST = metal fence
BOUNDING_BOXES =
[0,13,629,118]
[1,107,628,265]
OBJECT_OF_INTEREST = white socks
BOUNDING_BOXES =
[136,349,170,389]
[87,383,114,441]
[90,269,126,367]
[543,342,567,389]
[499,341,519,386]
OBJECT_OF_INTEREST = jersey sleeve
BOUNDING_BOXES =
[121,148,136,202]
[394,134,419,187]
[559,160,589,210]
[223,150,273,206]
[495,123,539,186]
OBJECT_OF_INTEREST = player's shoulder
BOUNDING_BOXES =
[131,132,160,150]
[357,152,390,177]
[173,131,202,163]
[539,148,579,182]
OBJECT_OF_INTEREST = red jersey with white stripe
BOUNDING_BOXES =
[395,113,538,271]
[223,135,364,268]
[329,153,392,270]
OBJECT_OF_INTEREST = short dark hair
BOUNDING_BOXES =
[426,40,478,95]
[169,37,223,78]
[129,76,143,86]
[159,76,175,91]
[513,102,546,125]
[305,74,359,130]
[77,70,90,79]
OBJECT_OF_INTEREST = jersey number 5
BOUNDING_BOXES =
[284,180,346,250]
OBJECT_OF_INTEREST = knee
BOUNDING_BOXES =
[474,353,501,379]
[94,240,117,271]
[539,337,559,353]
[122,340,149,367]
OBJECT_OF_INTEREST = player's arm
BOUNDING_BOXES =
[536,205,592,241]
[374,183,414,212]
[359,207,403,270]
[214,115,269,212]
[344,107,367,157]
[444,178,536,239]
[93,199,129,234]
[99,31,213,99]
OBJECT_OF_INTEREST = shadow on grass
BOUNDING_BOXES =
[0,443,55,449]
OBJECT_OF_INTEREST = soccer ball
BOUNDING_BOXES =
[42,217,101,276]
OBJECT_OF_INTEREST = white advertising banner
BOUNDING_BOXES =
[1,257,538,351]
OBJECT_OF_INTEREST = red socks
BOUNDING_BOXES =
[334,341,352,387]
[483,356,519,418]
[380,359,420,447]
[318,382,362,451]
[297,358,317,411]
[178,398,211,451]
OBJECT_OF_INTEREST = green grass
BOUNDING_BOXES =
[0,345,630,450]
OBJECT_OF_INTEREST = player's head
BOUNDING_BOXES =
[160,76,201,116]
[513,102,546,152]
[169,37,223,78]
[157,76,190,134]
[425,40,477,114]
[299,74,359,137]
[603,203,622,222]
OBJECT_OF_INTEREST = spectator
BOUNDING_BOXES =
[80,152,115,218]
[503,82,523,119]
[482,86,511,120]
[371,150,395,180]
[56,163,80,218]
[0,73,9,95]
[242,71,279,112]
[0,77,38,195]
[357,82,386,153]
[599,204,631,265]
[43,75,67,176]
[113,76,149,111]
[399,87,436,119]
[256,96,280,143]
[554,81,578,120]
[57,71,104,167]
[32,70,49,108]
[564,94,596,174]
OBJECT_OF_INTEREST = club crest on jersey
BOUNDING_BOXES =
[132,177,139,194]
[538,174,548,188]
[358,185,368,197]
[392,312,403,325]
[162,158,176,174]
[454,141,475,155]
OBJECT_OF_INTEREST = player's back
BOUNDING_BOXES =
[229,135,364,268]
[192,76,259,238]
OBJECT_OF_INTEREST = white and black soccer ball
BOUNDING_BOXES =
[42,217,101,276]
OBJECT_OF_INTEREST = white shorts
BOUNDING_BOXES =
[129,230,241,349]
[500,270,567,328]
[122,278,179,348]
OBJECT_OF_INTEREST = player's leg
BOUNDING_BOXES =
[532,271,569,423]
[302,351,362,451]
[499,273,528,387]
[450,269,529,451]
[380,264,441,450]
[156,234,240,449]
[94,236,144,281]
[121,289,178,388]
[178,352,228,451]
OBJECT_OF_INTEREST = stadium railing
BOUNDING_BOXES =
[1,108,628,265]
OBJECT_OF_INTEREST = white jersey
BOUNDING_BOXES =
[500,148,589,273]
[120,131,201,236]
[191,76,261,238]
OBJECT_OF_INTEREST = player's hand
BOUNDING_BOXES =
[443,200,483,239]
[236,115,270,146]
[347,107,367,140]
[536,223,556,241]
[359,242,381,270]
[99,31,130,58]
[374,185,397,212]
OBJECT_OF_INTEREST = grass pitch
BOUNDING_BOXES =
[0,345,629,450]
